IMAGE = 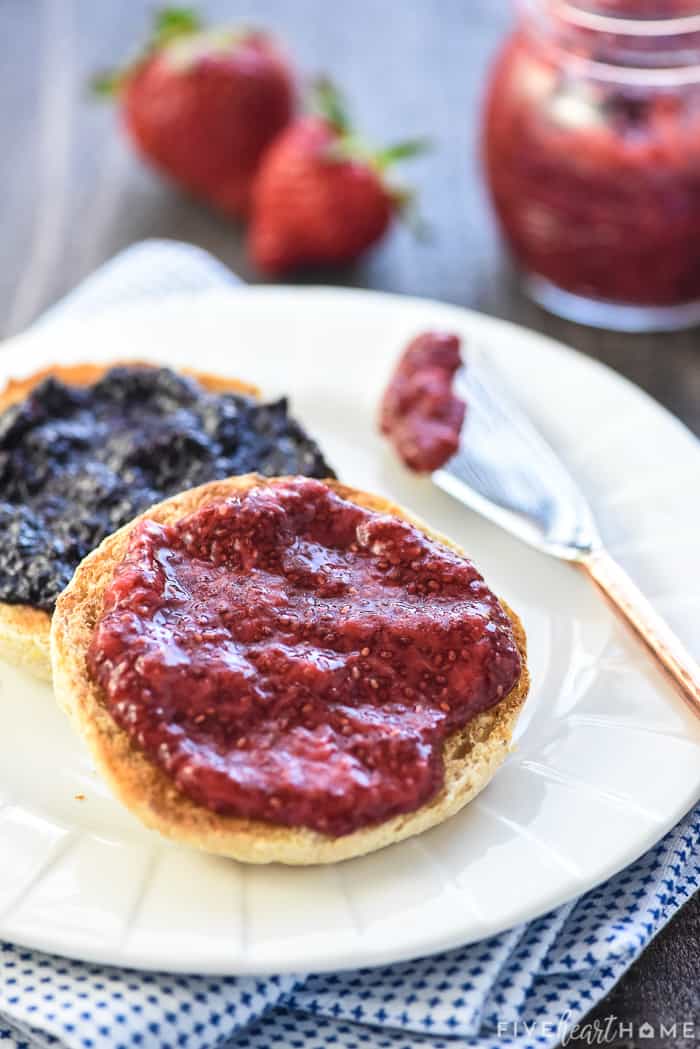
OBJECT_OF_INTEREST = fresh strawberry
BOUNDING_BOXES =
[249,80,427,274]
[93,7,295,218]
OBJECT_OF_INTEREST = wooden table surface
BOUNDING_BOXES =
[2,0,698,1043]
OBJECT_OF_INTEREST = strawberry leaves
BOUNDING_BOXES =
[90,6,204,97]
[311,77,429,174]
[375,139,431,171]
[152,8,202,46]
[311,77,351,134]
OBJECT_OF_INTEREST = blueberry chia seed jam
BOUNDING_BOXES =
[88,478,521,836]
[0,366,334,611]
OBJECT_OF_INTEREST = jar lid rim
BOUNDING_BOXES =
[528,1,700,37]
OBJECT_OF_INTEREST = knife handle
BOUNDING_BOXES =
[582,548,700,719]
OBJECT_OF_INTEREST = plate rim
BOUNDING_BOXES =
[12,283,698,451]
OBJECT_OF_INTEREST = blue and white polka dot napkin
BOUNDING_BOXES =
[1,240,698,1049]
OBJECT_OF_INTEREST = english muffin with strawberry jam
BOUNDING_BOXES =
[51,474,529,864]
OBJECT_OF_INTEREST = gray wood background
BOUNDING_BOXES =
[1,0,698,1043]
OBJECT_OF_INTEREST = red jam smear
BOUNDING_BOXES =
[484,30,700,307]
[380,331,466,473]
[88,478,520,837]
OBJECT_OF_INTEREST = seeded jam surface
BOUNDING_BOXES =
[88,478,521,836]
[0,366,334,610]
[485,30,700,308]
[380,331,466,473]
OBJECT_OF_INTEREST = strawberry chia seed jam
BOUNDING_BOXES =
[380,331,465,473]
[88,478,521,836]
[484,2,700,325]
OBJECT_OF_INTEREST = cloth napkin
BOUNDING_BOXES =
[1,239,698,1049]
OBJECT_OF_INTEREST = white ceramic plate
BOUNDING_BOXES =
[0,287,698,975]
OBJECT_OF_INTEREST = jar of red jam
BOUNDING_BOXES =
[484,1,700,330]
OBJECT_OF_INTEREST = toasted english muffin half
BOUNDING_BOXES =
[0,362,259,681]
[51,474,529,865]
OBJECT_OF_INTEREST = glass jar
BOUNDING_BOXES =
[483,1,700,330]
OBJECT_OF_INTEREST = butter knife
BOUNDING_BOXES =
[434,358,700,717]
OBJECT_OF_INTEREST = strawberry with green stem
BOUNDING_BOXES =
[93,7,295,219]
[249,79,429,275]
